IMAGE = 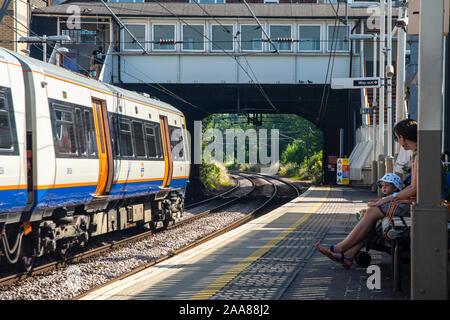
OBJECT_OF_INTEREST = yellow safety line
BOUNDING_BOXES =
[190,186,331,300]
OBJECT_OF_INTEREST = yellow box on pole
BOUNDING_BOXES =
[337,158,350,185]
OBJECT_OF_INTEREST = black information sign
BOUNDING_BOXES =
[353,79,379,87]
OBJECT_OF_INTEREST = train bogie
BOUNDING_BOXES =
[0,48,190,271]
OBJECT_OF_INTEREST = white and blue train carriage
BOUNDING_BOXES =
[0,47,190,271]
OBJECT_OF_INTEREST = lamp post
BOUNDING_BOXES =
[379,0,386,157]
[387,0,393,157]
[395,1,408,154]
[349,33,379,162]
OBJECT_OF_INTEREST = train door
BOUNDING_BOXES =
[91,99,113,195]
[159,115,173,188]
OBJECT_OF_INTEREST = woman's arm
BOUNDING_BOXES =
[397,155,417,199]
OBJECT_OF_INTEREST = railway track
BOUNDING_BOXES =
[0,172,306,300]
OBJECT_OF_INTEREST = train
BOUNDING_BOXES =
[0,47,190,272]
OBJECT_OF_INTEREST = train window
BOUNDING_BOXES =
[75,109,86,155]
[0,95,5,110]
[132,121,146,157]
[95,106,105,154]
[169,125,185,161]
[109,114,120,157]
[53,108,78,156]
[0,95,13,151]
[144,123,162,159]
[83,110,97,156]
[119,120,133,157]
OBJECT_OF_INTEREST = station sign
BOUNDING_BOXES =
[331,77,381,89]
[336,158,349,185]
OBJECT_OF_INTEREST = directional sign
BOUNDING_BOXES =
[331,77,381,89]
[337,158,350,185]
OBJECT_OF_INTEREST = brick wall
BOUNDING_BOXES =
[0,0,50,52]
[0,0,16,52]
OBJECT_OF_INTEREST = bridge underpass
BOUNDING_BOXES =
[119,83,362,184]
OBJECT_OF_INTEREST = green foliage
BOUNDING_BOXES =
[281,139,307,163]
[202,113,324,183]
[200,160,221,189]
[303,150,323,184]
[278,151,323,184]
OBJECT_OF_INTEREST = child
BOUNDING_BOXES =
[357,173,402,221]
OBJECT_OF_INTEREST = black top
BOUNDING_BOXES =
[92,50,104,64]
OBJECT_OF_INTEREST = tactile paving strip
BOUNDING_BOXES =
[210,187,375,300]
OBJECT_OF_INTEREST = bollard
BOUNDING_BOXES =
[385,156,394,174]
[377,155,385,197]
[371,160,378,193]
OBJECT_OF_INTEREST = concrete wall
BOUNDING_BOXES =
[119,53,359,84]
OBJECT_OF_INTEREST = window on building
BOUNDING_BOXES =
[211,25,233,51]
[183,25,205,51]
[189,0,225,3]
[241,25,262,51]
[328,25,350,51]
[108,0,144,3]
[264,0,279,3]
[123,24,146,50]
[153,24,176,51]
[270,25,292,51]
[326,0,354,3]
[299,25,321,51]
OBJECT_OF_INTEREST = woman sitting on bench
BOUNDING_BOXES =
[315,119,418,269]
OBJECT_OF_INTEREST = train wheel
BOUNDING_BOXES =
[162,219,170,229]
[16,254,34,273]
[56,247,68,261]
[15,238,34,273]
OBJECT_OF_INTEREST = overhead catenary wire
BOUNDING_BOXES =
[316,0,342,125]
[95,0,279,113]
[240,0,279,54]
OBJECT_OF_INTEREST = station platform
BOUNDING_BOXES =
[81,186,409,300]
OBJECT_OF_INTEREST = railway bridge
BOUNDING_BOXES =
[30,2,379,183]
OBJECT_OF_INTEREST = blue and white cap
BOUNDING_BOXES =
[377,173,402,191]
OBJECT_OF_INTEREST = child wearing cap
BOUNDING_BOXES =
[357,173,402,221]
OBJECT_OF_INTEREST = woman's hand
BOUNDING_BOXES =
[368,197,390,207]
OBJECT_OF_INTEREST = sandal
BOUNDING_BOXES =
[314,243,353,269]
[337,252,353,269]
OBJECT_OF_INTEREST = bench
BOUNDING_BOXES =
[355,201,450,292]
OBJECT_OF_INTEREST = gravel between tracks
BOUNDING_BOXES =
[0,174,309,300]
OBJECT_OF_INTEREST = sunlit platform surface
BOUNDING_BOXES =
[81,186,409,300]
